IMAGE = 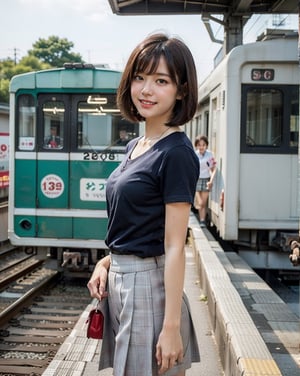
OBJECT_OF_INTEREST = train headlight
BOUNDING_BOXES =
[19,219,32,230]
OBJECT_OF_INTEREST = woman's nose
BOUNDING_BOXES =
[141,82,152,95]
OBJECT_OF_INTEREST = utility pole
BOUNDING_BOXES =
[13,48,19,65]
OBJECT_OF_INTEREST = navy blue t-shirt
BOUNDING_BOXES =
[105,132,199,258]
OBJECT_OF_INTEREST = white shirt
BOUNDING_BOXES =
[196,150,216,179]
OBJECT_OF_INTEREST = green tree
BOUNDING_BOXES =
[0,36,84,103]
[0,78,9,104]
[28,35,84,67]
[0,56,49,103]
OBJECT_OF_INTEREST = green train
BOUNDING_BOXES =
[8,64,140,275]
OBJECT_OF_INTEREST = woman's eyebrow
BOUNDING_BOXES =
[135,71,171,78]
[153,72,171,77]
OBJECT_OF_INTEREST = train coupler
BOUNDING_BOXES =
[61,251,82,269]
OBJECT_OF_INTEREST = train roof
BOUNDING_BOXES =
[198,33,300,99]
[227,32,298,65]
[201,32,299,81]
[9,64,122,93]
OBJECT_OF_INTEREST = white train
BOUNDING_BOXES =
[185,30,299,270]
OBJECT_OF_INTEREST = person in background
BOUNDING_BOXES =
[87,32,200,376]
[44,125,61,149]
[194,135,216,227]
[115,128,130,146]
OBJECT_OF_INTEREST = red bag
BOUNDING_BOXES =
[86,302,104,339]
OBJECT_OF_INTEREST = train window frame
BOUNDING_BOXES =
[240,84,298,154]
[71,94,138,153]
[16,93,36,151]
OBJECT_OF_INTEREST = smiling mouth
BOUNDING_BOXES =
[140,99,156,105]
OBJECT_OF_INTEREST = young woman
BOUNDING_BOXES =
[194,135,216,227]
[87,33,200,376]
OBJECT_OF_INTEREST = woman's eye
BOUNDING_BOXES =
[134,75,143,81]
[157,78,167,85]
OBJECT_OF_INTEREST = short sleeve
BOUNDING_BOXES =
[159,145,199,204]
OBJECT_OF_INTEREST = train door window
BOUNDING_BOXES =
[17,94,36,151]
[42,100,64,150]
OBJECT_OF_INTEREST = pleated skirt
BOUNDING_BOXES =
[99,253,200,376]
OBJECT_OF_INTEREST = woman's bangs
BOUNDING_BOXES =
[134,47,162,75]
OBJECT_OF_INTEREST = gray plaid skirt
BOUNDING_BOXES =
[196,177,210,192]
[99,253,200,376]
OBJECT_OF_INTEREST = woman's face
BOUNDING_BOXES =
[130,57,181,125]
[197,140,208,155]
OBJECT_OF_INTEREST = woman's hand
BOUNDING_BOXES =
[156,326,183,374]
[87,255,110,300]
[207,180,213,190]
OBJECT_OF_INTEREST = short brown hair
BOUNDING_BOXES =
[194,135,208,148]
[117,33,198,126]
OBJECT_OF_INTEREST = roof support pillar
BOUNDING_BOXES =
[223,15,244,54]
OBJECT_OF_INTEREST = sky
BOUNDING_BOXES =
[0,0,298,83]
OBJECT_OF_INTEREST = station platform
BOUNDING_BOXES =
[42,214,299,376]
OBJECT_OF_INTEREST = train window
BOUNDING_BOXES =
[76,97,138,150]
[289,86,299,148]
[77,100,116,149]
[17,94,36,151]
[42,100,64,150]
[246,88,282,147]
[241,85,298,154]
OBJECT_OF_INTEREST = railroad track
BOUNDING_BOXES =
[0,279,91,375]
[0,248,92,375]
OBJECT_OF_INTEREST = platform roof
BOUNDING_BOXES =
[108,0,299,16]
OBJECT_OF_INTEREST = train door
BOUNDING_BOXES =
[239,84,299,230]
[36,94,72,237]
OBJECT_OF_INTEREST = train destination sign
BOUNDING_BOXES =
[251,69,274,81]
